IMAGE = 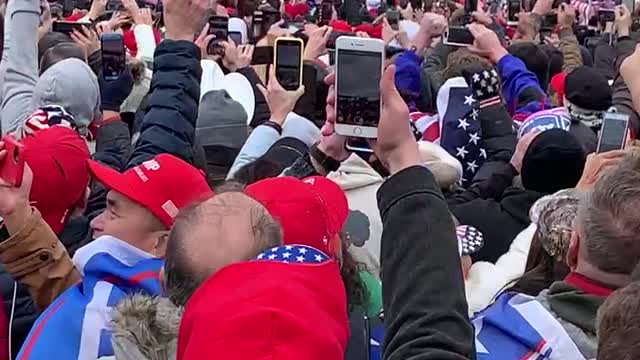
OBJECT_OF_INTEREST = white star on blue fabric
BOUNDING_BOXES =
[472,73,481,83]
[254,245,329,265]
[464,95,476,106]
[466,160,478,173]
[468,132,480,145]
[470,109,479,120]
[479,148,487,159]
[458,118,470,130]
[456,146,469,158]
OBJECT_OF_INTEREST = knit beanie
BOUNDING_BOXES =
[565,66,612,111]
[521,129,586,194]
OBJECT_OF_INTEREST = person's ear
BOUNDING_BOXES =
[151,231,169,258]
[567,230,580,270]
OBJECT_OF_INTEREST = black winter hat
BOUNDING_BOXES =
[521,129,586,194]
[565,66,612,111]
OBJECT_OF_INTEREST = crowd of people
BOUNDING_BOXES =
[0,0,638,357]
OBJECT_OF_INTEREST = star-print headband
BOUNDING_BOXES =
[456,225,485,257]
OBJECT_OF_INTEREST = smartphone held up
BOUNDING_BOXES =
[334,36,384,139]
[273,37,304,91]
[101,33,126,81]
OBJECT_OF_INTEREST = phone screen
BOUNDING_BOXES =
[337,49,382,128]
[251,46,274,65]
[275,40,302,91]
[52,21,85,36]
[598,114,629,153]
[101,34,125,80]
[445,26,474,46]
[508,0,520,22]
[209,16,229,40]
[229,31,242,45]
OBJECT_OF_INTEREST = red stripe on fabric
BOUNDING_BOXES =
[19,299,66,360]
[102,271,158,286]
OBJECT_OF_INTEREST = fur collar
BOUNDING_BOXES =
[110,294,183,360]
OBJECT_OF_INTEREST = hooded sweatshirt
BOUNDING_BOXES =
[330,141,463,276]
[1,0,100,138]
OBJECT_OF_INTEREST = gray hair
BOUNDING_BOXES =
[576,154,640,274]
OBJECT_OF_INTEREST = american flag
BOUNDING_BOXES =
[456,225,485,256]
[438,78,487,187]
[255,245,330,264]
[410,112,441,143]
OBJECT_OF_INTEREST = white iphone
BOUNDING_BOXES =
[334,36,384,139]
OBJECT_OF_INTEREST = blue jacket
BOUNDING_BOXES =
[497,54,552,122]
[394,50,422,111]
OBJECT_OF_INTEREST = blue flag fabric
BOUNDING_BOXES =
[17,236,163,360]
[473,292,586,360]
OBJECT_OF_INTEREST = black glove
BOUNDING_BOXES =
[461,64,502,104]
[99,69,134,112]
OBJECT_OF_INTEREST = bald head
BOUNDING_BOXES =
[164,192,282,306]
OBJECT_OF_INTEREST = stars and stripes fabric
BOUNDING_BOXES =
[255,245,330,264]
[517,108,572,138]
[21,105,77,138]
[410,112,441,143]
[437,77,486,187]
[17,236,163,360]
[473,292,586,360]
[456,225,485,256]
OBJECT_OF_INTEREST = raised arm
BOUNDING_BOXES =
[1,0,40,134]
[370,66,474,359]
[0,155,79,312]
[127,1,207,167]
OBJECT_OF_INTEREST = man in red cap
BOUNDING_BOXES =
[0,0,215,356]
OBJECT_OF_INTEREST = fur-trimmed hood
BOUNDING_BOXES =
[108,294,184,360]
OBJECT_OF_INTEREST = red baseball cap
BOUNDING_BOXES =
[21,126,91,234]
[87,154,213,228]
[244,176,348,257]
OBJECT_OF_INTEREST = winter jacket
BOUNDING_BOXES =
[379,165,475,359]
[611,35,640,137]
[497,54,551,121]
[464,224,536,315]
[535,273,608,359]
[331,142,463,278]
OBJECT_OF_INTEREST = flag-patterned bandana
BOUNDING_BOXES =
[254,245,330,264]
